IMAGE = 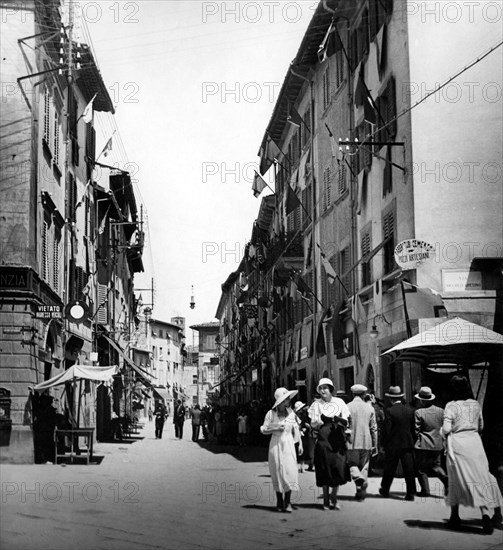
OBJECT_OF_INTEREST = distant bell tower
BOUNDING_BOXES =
[171,316,185,333]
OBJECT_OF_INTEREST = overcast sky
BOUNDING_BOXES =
[82,0,315,335]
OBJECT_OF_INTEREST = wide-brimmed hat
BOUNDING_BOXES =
[385,385,405,398]
[351,384,368,394]
[294,400,306,412]
[273,387,298,409]
[415,386,435,401]
[316,378,335,394]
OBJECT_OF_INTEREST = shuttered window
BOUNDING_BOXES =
[42,220,49,282]
[338,161,347,196]
[66,173,77,221]
[43,89,51,144]
[382,208,395,273]
[52,228,60,292]
[361,230,372,287]
[375,76,397,150]
[323,165,331,212]
[53,111,60,167]
[335,48,344,89]
[357,121,372,173]
[340,246,351,295]
[323,67,331,110]
[96,283,109,324]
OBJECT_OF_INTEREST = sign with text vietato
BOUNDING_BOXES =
[394,239,434,270]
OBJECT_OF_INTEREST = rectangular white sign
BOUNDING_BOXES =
[442,270,482,292]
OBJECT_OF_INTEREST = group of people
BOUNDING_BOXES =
[260,375,502,534]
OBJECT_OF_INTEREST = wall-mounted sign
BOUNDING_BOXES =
[35,305,62,319]
[394,239,435,270]
[442,269,482,293]
[65,300,89,323]
[251,369,258,382]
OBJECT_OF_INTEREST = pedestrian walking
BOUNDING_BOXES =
[442,375,502,534]
[308,378,351,510]
[346,384,378,501]
[191,405,202,442]
[414,386,448,497]
[173,399,186,439]
[379,386,416,501]
[293,401,314,473]
[154,401,167,439]
[148,406,153,423]
[237,409,248,447]
[260,387,301,513]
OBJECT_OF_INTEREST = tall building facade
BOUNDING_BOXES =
[0,0,146,461]
[215,0,502,411]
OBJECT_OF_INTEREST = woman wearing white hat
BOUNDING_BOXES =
[308,378,351,510]
[261,387,302,512]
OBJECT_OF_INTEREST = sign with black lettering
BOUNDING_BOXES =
[35,305,63,319]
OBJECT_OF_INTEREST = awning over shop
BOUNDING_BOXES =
[102,335,155,387]
[152,387,171,402]
[34,365,118,391]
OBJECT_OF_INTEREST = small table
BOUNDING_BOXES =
[54,428,94,464]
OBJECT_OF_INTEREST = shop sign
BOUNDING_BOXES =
[35,305,62,319]
[0,267,29,289]
[300,347,308,360]
[251,369,257,382]
[394,239,435,270]
[442,269,482,292]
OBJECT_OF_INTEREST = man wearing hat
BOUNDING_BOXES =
[414,386,448,497]
[347,384,377,501]
[379,386,416,501]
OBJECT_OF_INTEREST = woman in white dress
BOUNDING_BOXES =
[261,387,302,512]
[442,375,502,534]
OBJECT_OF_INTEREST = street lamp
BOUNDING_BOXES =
[189,285,195,309]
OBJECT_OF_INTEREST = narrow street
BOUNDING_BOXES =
[1,421,502,550]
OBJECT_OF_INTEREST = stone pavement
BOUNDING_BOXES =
[1,420,502,550]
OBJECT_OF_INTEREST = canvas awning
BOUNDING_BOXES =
[33,365,118,391]
[102,335,155,386]
[152,387,171,402]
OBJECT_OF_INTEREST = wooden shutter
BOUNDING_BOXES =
[383,210,395,273]
[323,166,331,212]
[369,0,378,41]
[53,111,60,166]
[42,220,49,281]
[96,283,108,324]
[43,89,50,144]
[338,163,347,196]
[361,231,371,287]
[52,229,60,292]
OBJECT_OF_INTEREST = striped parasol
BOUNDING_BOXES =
[382,317,503,367]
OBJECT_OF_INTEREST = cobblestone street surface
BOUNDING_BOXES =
[1,421,502,550]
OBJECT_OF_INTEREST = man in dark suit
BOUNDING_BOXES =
[379,386,416,501]
[173,399,186,439]
[154,400,167,439]
[414,386,448,497]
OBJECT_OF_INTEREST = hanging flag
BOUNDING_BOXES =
[332,300,344,355]
[259,133,281,176]
[350,294,366,325]
[356,171,367,215]
[99,135,113,158]
[401,281,448,320]
[285,184,301,215]
[325,123,339,158]
[354,65,366,107]
[304,233,312,270]
[363,93,377,124]
[75,180,92,210]
[374,279,383,314]
[82,93,97,124]
[318,245,337,284]
[382,145,392,197]
[317,23,343,63]
[98,205,110,235]
[295,273,312,300]
[287,102,304,128]
[252,171,267,198]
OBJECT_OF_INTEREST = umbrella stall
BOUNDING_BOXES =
[382,317,503,403]
[33,365,118,463]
